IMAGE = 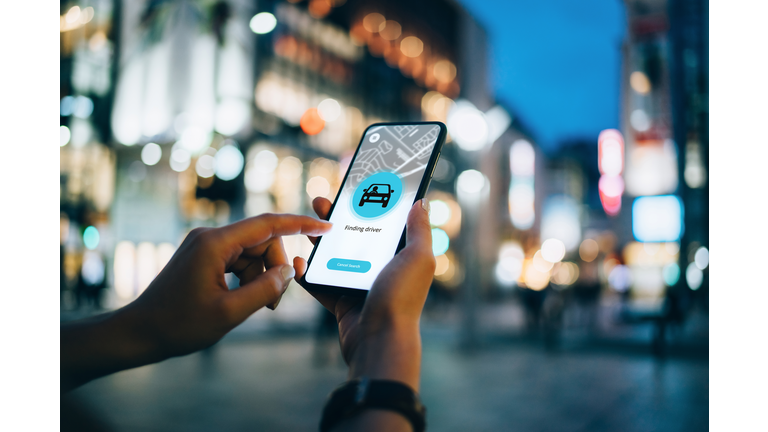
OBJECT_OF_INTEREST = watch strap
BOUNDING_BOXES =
[320,377,426,432]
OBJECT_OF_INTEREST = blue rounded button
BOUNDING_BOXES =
[327,258,372,273]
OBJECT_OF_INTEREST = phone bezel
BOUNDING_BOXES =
[298,121,447,297]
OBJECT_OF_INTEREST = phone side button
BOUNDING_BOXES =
[327,258,372,273]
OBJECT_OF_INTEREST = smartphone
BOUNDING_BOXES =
[299,121,447,296]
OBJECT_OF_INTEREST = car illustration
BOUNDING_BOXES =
[359,184,394,208]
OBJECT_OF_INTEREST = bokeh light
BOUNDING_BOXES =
[579,239,599,262]
[686,262,703,290]
[400,36,423,57]
[551,262,579,286]
[608,264,631,292]
[196,154,216,178]
[114,241,136,299]
[214,144,245,181]
[599,137,623,176]
[433,60,457,83]
[510,139,535,176]
[363,13,386,33]
[81,251,105,286]
[523,259,550,291]
[447,101,488,151]
[662,263,681,286]
[429,199,451,226]
[630,109,651,132]
[83,226,100,250]
[632,195,683,242]
[136,242,157,295]
[694,246,709,270]
[435,254,450,276]
[250,12,277,34]
[456,169,486,195]
[431,228,450,256]
[541,195,581,252]
[141,143,162,166]
[495,242,524,287]
[541,239,566,263]
[72,96,94,119]
[245,149,278,193]
[630,71,651,94]
[60,125,71,147]
[306,176,331,199]
[318,98,341,122]
[215,98,250,136]
[380,20,402,41]
[300,108,325,135]
[170,147,192,172]
[532,250,554,272]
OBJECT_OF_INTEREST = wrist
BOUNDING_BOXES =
[109,303,168,364]
[348,326,422,391]
[60,306,166,391]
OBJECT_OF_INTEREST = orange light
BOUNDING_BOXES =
[380,20,402,41]
[300,108,325,135]
[400,36,423,58]
[350,22,367,46]
[363,13,386,33]
[433,60,456,83]
[308,0,332,19]
[367,34,388,57]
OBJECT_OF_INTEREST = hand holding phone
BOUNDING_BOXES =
[293,197,435,390]
[300,122,446,295]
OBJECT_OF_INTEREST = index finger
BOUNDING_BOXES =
[220,214,332,249]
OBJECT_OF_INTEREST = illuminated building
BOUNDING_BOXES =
[59,0,507,316]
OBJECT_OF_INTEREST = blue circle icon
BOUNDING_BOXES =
[351,172,403,220]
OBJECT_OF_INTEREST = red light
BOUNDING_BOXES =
[300,108,325,135]
[598,129,625,176]
[598,129,625,216]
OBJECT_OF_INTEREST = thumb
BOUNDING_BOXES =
[223,264,295,322]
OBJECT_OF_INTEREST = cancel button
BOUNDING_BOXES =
[326,258,372,273]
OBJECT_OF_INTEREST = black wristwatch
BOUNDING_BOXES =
[319,377,426,432]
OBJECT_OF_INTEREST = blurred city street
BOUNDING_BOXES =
[63,329,708,432]
[59,0,709,429]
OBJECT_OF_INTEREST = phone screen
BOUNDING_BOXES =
[304,124,442,291]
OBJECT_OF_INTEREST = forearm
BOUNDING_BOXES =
[333,325,421,432]
[60,305,162,392]
[347,326,422,390]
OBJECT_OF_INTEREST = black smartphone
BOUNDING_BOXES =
[299,121,447,296]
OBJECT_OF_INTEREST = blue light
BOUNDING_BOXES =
[60,96,75,116]
[432,228,450,256]
[73,96,94,119]
[662,263,680,286]
[632,195,684,242]
[83,226,100,250]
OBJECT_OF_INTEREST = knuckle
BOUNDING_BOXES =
[195,230,218,247]
[186,227,208,242]
[422,253,437,273]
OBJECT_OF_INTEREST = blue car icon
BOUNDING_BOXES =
[358,184,394,208]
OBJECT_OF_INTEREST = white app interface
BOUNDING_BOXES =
[305,124,441,290]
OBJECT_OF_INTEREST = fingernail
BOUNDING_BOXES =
[281,265,296,282]
[421,198,430,214]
